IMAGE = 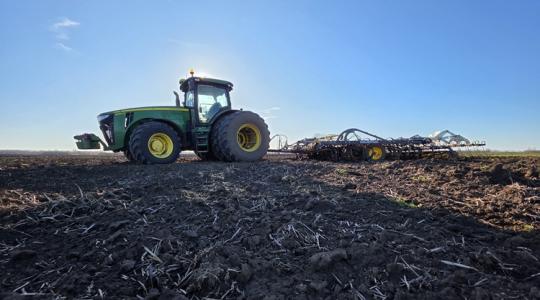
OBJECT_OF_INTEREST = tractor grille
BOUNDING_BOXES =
[99,115,114,145]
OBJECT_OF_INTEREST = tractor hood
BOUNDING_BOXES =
[98,106,188,117]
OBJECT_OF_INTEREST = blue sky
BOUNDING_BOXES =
[0,0,539,150]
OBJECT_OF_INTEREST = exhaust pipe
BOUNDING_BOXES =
[173,91,181,107]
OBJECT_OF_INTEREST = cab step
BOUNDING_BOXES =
[193,126,211,152]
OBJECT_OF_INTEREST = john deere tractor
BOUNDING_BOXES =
[74,73,270,164]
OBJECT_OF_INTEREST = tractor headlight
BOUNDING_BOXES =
[97,114,112,122]
[98,114,114,144]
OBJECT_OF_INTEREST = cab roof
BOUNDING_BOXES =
[179,77,234,92]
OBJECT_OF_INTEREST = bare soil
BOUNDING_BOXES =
[0,154,539,299]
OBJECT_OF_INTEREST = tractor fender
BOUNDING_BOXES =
[210,109,240,125]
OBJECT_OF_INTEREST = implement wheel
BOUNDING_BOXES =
[129,122,181,164]
[211,111,270,162]
[367,145,385,162]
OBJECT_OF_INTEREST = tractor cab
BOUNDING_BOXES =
[179,76,234,125]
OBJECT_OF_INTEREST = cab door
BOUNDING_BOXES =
[195,84,230,124]
[182,82,199,147]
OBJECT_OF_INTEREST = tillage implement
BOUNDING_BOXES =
[269,128,485,162]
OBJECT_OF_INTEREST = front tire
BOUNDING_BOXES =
[129,122,181,164]
[211,111,270,162]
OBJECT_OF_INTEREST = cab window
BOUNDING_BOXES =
[185,91,194,107]
[197,85,228,122]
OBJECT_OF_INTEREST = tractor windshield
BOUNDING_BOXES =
[197,84,228,122]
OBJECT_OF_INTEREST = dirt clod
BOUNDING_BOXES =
[9,250,37,262]
[309,280,328,292]
[109,219,130,230]
[309,248,348,270]
[145,288,160,300]
[120,259,136,272]
[526,165,539,179]
[238,263,252,282]
[343,183,356,190]
[183,229,199,238]
[489,163,512,185]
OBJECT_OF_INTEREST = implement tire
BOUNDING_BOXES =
[211,111,269,162]
[129,122,181,164]
[367,145,385,162]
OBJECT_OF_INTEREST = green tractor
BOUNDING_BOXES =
[74,73,270,164]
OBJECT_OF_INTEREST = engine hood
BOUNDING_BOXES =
[98,106,188,117]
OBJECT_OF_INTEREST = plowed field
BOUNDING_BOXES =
[1,154,539,299]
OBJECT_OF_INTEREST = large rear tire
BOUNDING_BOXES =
[211,111,269,162]
[129,122,181,164]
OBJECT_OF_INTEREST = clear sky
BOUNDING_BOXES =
[1,0,539,150]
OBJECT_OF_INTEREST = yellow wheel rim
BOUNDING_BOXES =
[147,133,174,158]
[368,146,384,161]
[237,123,261,152]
